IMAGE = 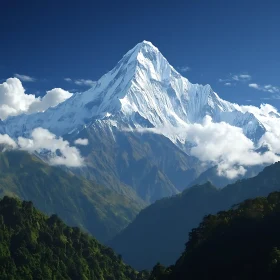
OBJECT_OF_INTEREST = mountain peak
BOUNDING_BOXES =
[139,40,158,49]
[122,40,162,70]
[0,41,266,146]
[121,40,177,86]
[131,40,159,54]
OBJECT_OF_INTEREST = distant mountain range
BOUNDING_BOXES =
[150,191,280,280]
[109,161,280,270]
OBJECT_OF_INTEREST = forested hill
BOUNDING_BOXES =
[0,196,149,280]
[0,150,142,243]
[110,161,280,269]
[151,191,280,280]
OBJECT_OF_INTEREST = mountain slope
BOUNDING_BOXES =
[110,161,280,270]
[0,41,266,143]
[0,150,142,242]
[152,192,280,280]
[0,40,276,203]
[0,196,149,280]
[187,164,265,189]
[73,125,201,203]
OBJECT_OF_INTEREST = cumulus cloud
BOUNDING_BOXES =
[28,88,73,113]
[0,127,85,167]
[65,77,96,87]
[0,78,72,120]
[248,83,259,90]
[249,83,280,93]
[18,128,84,167]
[14,74,36,82]
[74,138,89,146]
[177,66,191,73]
[238,103,280,154]
[132,115,280,179]
[224,82,231,86]
[0,134,17,149]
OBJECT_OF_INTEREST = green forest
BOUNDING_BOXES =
[150,192,280,280]
[0,150,141,242]
[110,162,280,269]
[3,190,280,279]
[0,196,149,280]
[1,152,280,279]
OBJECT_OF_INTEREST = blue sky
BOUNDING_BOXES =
[1,0,280,108]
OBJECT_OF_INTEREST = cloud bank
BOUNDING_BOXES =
[133,111,280,179]
[0,78,72,120]
[0,127,86,167]
[0,134,17,149]
[18,128,84,167]
[238,104,280,154]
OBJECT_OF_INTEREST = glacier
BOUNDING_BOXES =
[0,40,268,147]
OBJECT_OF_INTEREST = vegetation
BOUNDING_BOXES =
[0,196,149,280]
[110,162,280,269]
[151,191,280,280]
[0,150,142,242]
[74,126,200,203]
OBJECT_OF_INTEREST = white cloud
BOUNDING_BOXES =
[177,66,191,73]
[14,74,36,82]
[249,83,260,89]
[238,104,280,154]
[74,79,96,87]
[0,78,72,120]
[249,83,279,93]
[219,73,251,84]
[28,88,73,113]
[65,77,96,87]
[131,114,280,179]
[232,74,251,81]
[18,128,84,167]
[0,134,17,149]
[224,82,231,86]
[74,138,89,146]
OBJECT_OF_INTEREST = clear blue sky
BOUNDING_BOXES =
[1,0,280,108]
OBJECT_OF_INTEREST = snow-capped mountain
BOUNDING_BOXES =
[0,41,265,142]
[0,41,275,203]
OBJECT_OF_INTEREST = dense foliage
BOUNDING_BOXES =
[0,196,149,280]
[110,162,280,269]
[0,150,141,242]
[152,192,280,280]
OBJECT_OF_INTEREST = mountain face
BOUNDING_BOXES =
[0,150,142,243]
[0,40,272,203]
[187,164,266,189]
[109,162,280,270]
[150,192,280,280]
[0,41,265,141]
[71,126,201,203]
[0,196,149,280]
